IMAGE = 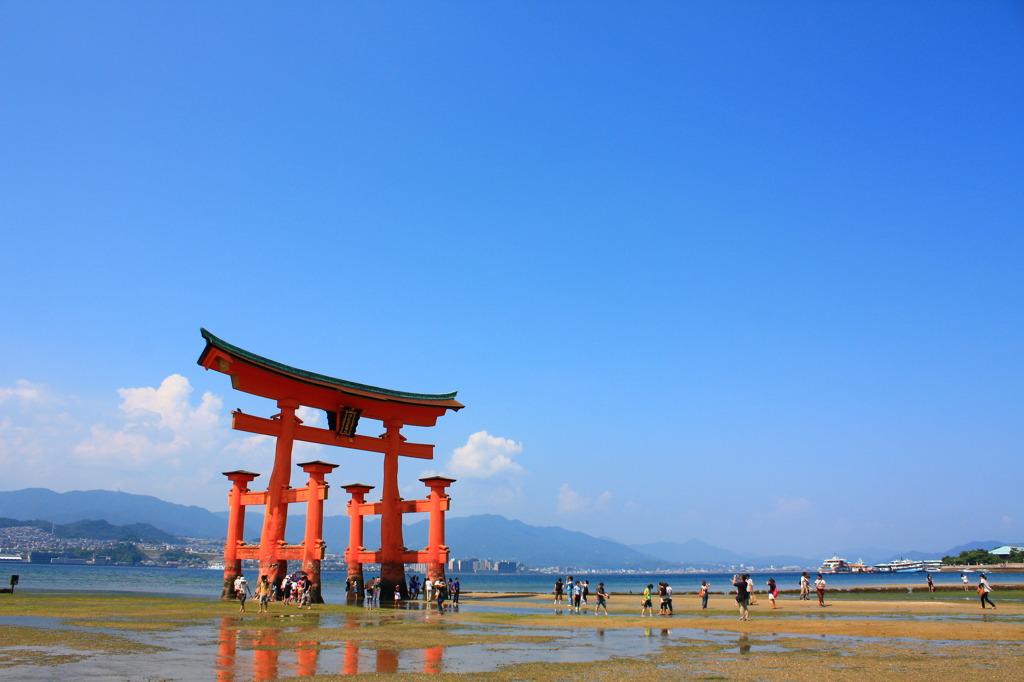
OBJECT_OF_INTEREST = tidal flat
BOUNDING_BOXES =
[0,589,1021,680]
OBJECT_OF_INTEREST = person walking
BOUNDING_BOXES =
[435,578,447,613]
[699,580,710,610]
[734,574,750,621]
[961,573,970,591]
[233,574,252,613]
[256,575,272,613]
[926,574,934,593]
[595,582,609,615]
[815,573,827,607]
[408,575,420,599]
[799,572,810,600]
[767,577,778,609]
[979,574,996,609]
[641,584,654,616]
[746,575,757,606]
[572,581,583,613]
[554,578,564,605]
[424,577,433,602]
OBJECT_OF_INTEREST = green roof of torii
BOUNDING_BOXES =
[198,328,462,406]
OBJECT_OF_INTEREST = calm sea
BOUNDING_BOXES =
[4,564,1021,601]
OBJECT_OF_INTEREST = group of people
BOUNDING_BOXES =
[797,571,829,606]
[418,575,460,613]
[234,569,1000,618]
[347,574,462,613]
[956,572,997,608]
[232,571,313,613]
[553,576,610,614]
[421,575,461,607]
[553,574,824,620]
[735,572,828,620]
[640,582,675,616]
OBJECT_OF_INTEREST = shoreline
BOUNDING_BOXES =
[459,583,1024,597]
[0,589,1021,679]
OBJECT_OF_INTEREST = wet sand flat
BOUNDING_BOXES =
[0,590,1020,679]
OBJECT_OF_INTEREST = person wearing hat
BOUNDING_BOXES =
[233,574,252,612]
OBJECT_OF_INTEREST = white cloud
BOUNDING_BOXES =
[557,483,612,515]
[74,374,223,469]
[224,434,274,457]
[0,379,59,407]
[0,381,82,477]
[0,376,336,509]
[448,431,524,478]
[296,406,323,427]
[117,374,221,434]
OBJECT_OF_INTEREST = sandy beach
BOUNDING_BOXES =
[1,587,1021,680]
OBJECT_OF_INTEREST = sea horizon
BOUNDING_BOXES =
[6,563,1023,603]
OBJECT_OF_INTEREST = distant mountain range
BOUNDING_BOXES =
[0,488,226,538]
[0,517,179,544]
[628,539,811,569]
[0,488,1014,569]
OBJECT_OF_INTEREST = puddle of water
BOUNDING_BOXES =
[2,606,1021,679]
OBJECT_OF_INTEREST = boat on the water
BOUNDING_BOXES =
[873,558,943,572]
[820,556,850,573]
[821,556,876,573]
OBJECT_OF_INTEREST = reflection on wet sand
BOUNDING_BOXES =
[737,633,751,655]
[215,614,446,679]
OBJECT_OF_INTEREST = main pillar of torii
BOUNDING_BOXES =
[198,329,463,601]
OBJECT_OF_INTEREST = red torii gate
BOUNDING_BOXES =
[198,329,463,601]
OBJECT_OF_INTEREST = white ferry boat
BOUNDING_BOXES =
[820,556,850,573]
[874,558,944,573]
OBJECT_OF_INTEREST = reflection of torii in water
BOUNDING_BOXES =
[215,614,445,678]
[198,329,463,603]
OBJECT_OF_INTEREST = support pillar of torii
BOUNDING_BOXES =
[342,475,455,601]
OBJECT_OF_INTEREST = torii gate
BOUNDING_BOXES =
[198,329,463,601]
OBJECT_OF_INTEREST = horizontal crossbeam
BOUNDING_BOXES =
[232,412,434,459]
[238,486,327,506]
[235,544,323,561]
[348,498,449,517]
[348,548,449,564]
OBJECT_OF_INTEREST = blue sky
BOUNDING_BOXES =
[1,2,1021,559]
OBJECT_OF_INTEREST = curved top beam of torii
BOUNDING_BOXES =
[198,328,462,440]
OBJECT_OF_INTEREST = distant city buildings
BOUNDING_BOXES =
[447,558,520,573]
